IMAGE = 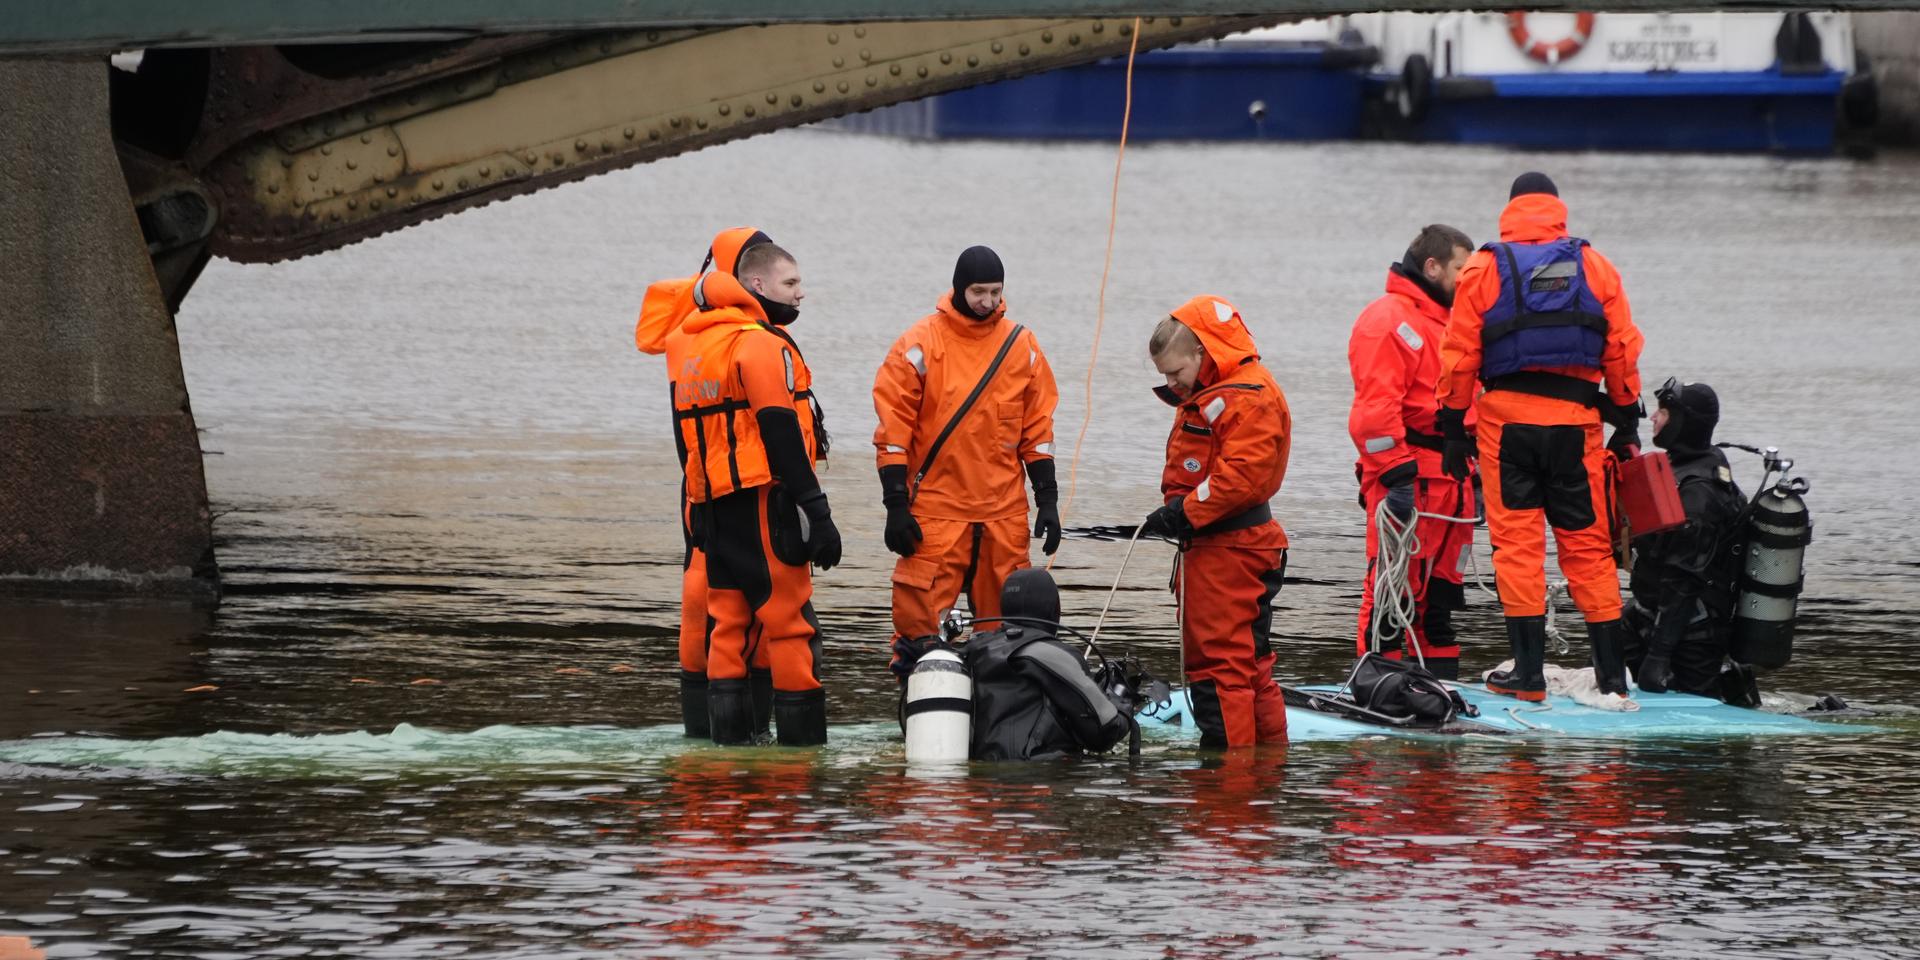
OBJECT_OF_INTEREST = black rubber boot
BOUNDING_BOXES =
[1587,619,1631,697]
[750,668,774,744]
[1485,616,1547,701]
[1422,657,1460,682]
[708,678,756,746]
[773,687,828,747]
[679,670,710,739]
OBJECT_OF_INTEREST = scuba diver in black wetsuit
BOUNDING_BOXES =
[899,568,1157,760]
[1623,379,1759,705]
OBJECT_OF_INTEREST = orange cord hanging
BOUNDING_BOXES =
[1054,16,1141,568]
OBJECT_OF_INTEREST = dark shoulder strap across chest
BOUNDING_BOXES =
[912,323,1025,499]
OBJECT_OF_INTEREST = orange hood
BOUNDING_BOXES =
[1170,294,1261,385]
[678,271,768,336]
[635,225,770,354]
[1497,193,1570,245]
[708,225,771,276]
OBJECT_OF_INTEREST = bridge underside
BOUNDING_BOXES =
[1,15,1272,597]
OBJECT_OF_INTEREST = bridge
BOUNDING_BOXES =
[0,2,1910,599]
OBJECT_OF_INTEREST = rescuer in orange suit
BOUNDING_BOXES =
[1140,296,1291,748]
[1348,224,1479,680]
[637,226,782,740]
[666,241,840,745]
[1436,172,1645,703]
[872,246,1060,671]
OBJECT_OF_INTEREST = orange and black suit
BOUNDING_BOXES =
[665,268,838,745]
[638,226,776,738]
[1348,266,1478,679]
[1149,296,1291,748]
[871,289,1058,654]
[1436,185,1644,700]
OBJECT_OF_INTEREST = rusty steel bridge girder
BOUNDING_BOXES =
[169,16,1278,266]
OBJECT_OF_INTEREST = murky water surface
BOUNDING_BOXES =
[5,133,1920,957]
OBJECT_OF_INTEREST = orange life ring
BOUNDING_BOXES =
[1507,11,1597,66]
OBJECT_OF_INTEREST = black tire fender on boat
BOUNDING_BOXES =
[1395,54,1433,123]
[1843,47,1879,130]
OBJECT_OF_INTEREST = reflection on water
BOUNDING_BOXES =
[4,133,1920,956]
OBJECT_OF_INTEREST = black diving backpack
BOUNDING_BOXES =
[1347,653,1471,725]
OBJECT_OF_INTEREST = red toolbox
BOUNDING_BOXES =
[1616,450,1687,536]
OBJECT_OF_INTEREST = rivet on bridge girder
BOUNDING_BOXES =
[433,179,444,191]
[1069,33,1081,45]
[458,178,469,189]
[480,165,491,177]
[890,64,901,76]
[992,42,1004,54]
[361,133,372,144]
[833,56,844,68]
[827,31,839,44]
[1041,31,1054,43]
[650,129,661,141]
[745,105,755,117]
[388,146,400,157]
[696,118,708,129]
[1019,43,1031,56]
[854,26,867,38]
[940,52,952,65]
[917,65,929,77]
[766,93,779,104]
[387,187,399,198]
[967,55,979,67]
[1094,22,1105,33]
[790,94,803,107]
[320,145,333,156]
[718,104,731,116]
[866,75,877,87]
[575,139,588,152]
[860,49,871,62]
[814,81,826,93]
[624,127,636,139]
[837,80,849,93]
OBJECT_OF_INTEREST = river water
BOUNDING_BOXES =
[4,132,1920,958]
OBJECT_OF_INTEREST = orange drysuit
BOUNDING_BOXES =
[872,292,1057,641]
[1156,295,1291,748]
[1347,267,1477,675]
[638,227,775,732]
[1437,193,1643,621]
[667,268,831,744]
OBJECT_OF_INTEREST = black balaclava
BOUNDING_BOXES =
[1000,568,1061,629]
[1653,381,1721,456]
[752,288,799,327]
[1394,251,1455,309]
[1510,171,1559,199]
[950,245,1005,321]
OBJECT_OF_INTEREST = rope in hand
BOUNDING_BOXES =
[1090,522,1146,646]
[1053,16,1141,570]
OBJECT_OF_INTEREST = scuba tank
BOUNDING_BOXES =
[903,645,972,762]
[1730,446,1812,670]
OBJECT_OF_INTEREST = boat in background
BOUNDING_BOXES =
[1357,10,1876,153]
[822,12,1876,155]
[822,21,1379,142]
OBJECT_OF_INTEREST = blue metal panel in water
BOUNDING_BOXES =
[1401,70,1845,153]
[836,46,1369,141]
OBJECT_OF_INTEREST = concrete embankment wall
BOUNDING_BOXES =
[1858,12,1920,146]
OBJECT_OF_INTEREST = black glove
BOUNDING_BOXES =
[1637,653,1673,694]
[1380,462,1417,523]
[797,491,841,570]
[1140,499,1192,540]
[1436,407,1473,482]
[878,464,922,558]
[1606,399,1643,461]
[1027,458,1063,556]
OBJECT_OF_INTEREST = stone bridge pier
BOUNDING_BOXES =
[1,59,216,599]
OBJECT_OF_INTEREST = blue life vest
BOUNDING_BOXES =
[1479,238,1608,380]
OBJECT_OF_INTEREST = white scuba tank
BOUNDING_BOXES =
[1732,475,1811,670]
[903,647,971,762]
